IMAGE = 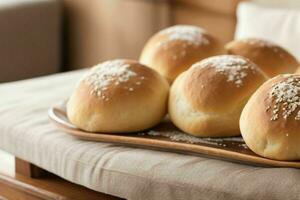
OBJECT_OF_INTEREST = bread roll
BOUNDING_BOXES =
[67,59,169,133]
[226,38,299,78]
[140,25,222,82]
[169,55,267,137]
[240,74,300,160]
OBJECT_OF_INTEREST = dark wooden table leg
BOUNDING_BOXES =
[7,158,124,200]
[15,158,47,178]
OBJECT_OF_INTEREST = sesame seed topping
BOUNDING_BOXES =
[268,75,300,121]
[238,143,248,149]
[144,130,245,146]
[194,55,256,87]
[84,60,137,99]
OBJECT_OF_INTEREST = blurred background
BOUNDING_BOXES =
[0,0,299,82]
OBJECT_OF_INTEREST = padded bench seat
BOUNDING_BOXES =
[0,70,300,200]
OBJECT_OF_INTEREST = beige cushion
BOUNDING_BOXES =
[0,0,61,82]
[1,71,300,200]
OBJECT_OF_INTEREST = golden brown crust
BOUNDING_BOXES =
[295,66,300,74]
[240,74,300,160]
[140,25,223,82]
[67,59,169,133]
[169,55,267,137]
[226,38,299,77]
[184,56,266,113]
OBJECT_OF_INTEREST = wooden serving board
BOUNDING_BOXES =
[48,103,300,168]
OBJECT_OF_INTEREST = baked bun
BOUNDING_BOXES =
[240,74,300,160]
[225,38,299,78]
[169,55,267,137]
[67,59,169,133]
[140,25,222,82]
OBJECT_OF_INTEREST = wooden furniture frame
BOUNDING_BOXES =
[0,158,123,200]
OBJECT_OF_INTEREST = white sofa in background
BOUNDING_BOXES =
[0,0,61,82]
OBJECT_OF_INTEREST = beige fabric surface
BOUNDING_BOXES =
[0,71,300,200]
[0,0,61,82]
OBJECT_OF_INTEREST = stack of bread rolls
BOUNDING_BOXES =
[67,25,300,161]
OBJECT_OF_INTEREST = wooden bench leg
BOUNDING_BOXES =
[0,195,8,200]
[15,158,47,178]
[0,157,124,200]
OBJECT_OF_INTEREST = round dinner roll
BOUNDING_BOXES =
[140,25,222,82]
[295,67,300,74]
[169,55,267,137]
[225,38,299,78]
[240,74,300,160]
[67,59,169,133]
